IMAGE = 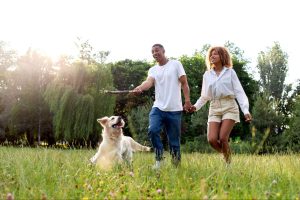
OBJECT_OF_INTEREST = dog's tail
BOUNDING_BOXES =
[128,137,151,152]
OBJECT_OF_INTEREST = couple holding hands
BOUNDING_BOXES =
[133,44,252,168]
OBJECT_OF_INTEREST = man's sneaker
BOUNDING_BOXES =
[152,161,162,170]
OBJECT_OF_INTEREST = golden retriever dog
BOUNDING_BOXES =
[90,116,151,169]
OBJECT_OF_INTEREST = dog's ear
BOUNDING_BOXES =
[97,117,108,127]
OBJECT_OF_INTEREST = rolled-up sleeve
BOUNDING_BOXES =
[194,74,210,111]
[231,69,249,115]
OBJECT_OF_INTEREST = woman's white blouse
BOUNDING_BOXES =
[194,67,250,115]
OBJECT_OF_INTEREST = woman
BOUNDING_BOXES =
[190,46,252,163]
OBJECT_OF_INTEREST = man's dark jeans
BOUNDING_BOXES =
[148,107,182,162]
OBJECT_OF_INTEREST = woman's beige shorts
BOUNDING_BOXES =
[208,98,240,123]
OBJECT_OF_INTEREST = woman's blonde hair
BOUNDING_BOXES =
[205,46,233,70]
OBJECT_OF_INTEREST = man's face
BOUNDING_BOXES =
[151,46,165,62]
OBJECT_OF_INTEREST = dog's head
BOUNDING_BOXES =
[97,116,125,131]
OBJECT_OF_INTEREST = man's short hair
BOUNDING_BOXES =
[152,44,164,49]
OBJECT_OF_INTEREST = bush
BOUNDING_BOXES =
[182,135,213,153]
[230,137,254,154]
[127,100,152,146]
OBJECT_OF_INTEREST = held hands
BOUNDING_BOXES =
[188,105,196,113]
[244,113,252,123]
[183,101,194,113]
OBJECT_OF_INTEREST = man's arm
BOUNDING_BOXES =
[179,75,192,111]
[133,76,155,93]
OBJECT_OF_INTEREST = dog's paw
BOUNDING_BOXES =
[89,157,96,164]
[146,147,151,151]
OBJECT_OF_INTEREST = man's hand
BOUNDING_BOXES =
[132,86,143,95]
[183,101,193,112]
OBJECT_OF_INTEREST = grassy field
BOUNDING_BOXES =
[0,147,299,199]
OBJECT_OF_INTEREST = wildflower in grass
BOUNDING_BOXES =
[87,184,92,190]
[276,192,281,197]
[109,191,116,198]
[82,197,88,200]
[203,195,209,200]
[129,171,134,177]
[6,193,14,200]
[272,179,277,185]
[98,180,104,186]
[41,193,47,200]
[156,189,162,194]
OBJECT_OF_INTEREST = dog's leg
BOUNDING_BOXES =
[122,150,133,171]
[90,147,102,164]
[128,137,151,152]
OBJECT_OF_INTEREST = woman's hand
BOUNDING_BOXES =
[188,105,196,113]
[244,113,252,123]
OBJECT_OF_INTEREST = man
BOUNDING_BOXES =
[133,44,192,169]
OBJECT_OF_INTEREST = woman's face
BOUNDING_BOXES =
[210,50,221,65]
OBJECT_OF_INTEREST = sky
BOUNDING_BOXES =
[1,0,299,84]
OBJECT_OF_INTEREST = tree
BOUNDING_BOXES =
[0,41,17,142]
[257,42,288,100]
[75,38,110,65]
[44,45,115,146]
[281,95,300,152]
[10,50,54,145]
[251,93,283,153]
[110,59,152,134]
[254,42,290,150]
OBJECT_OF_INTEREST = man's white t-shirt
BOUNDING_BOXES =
[148,60,186,111]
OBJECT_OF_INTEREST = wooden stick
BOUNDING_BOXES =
[101,90,134,94]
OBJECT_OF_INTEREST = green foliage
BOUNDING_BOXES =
[257,42,288,100]
[54,87,78,140]
[251,93,284,153]
[43,82,66,112]
[110,59,152,133]
[8,50,54,145]
[111,59,150,91]
[44,59,115,145]
[187,104,209,140]
[75,38,110,64]
[281,96,300,152]
[74,94,94,140]
[225,41,247,62]
[127,99,153,145]
[179,53,206,103]
[181,135,213,153]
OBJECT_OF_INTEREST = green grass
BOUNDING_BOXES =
[0,147,299,199]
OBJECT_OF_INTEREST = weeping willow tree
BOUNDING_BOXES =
[44,59,115,146]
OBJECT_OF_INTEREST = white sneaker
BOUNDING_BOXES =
[152,161,162,170]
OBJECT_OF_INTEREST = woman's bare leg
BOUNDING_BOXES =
[207,122,222,153]
[219,119,235,163]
